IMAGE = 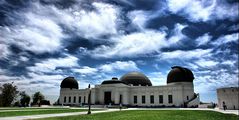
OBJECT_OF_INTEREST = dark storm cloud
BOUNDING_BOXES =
[182,20,238,39]
[102,0,161,11]
[0,0,33,25]
[146,14,187,32]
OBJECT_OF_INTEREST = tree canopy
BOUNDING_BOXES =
[20,91,31,107]
[0,82,19,107]
[32,91,45,106]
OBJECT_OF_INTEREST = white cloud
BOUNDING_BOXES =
[0,43,10,59]
[194,69,238,94]
[19,56,29,62]
[195,59,218,67]
[167,0,238,22]
[99,61,139,73]
[0,5,65,53]
[89,23,186,58]
[89,30,167,58]
[158,49,213,60]
[0,75,22,83]
[27,55,79,73]
[72,66,98,74]
[221,60,236,66]
[168,23,187,44]
[127,10,150,30]
[148,72,167,86]
[27,72,64,85]
[69,2,120,38]
[212,33,238,46]
[0,1,121,54]
[195,33,212,46]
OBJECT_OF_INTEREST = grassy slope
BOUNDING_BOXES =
[37,110,238,120]
[0,109,97,117]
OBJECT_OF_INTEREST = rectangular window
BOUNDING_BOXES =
[69,96,71,103]
[187,96,189,100]
[142,95,145,104]
[79,96,81,103]
[134,96,137,104]
[73,96,76,103]
[159,95,163,104]
[168,95,173,104]
[120,95,122,103]
[84,96,86,103]
[150,95,154,104]
[64,96,66,103]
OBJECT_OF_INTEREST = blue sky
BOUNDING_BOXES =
[0,0,238,103]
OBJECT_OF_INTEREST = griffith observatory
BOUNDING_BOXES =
[58,66,200,107]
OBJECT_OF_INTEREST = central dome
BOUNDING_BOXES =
[60,77,79,89]
[120,72,152,86]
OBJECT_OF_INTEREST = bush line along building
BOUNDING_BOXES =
[58,66,200,107]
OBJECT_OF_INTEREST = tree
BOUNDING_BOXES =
[32,91,44,107]
[20,91,30,107]
[0,82,19,107]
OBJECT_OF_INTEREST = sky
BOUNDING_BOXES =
[0,0,238,103]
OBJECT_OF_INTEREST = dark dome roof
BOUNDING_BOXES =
[60,77,79,89]
[101,77,125,85]
[167,66,194,84]
[120,72,152,86]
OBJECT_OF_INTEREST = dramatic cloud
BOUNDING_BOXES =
[27,55,79,73]
[99,61,139,73]
[158,49,213,60]
[66,2,121,39]
[0,12,64,53]
[212,33,238,46]
[89,23,186,58]
[0,0,238,103]
[0,43,10,59]
[195,33,212,46]
[127,10,152,30]
[72,66,98,75]
[72,61,139,75]
[167,0,238,22]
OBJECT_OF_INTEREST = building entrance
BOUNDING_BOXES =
[104,91,111,104]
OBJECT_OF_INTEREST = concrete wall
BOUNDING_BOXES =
[217,87,239,110]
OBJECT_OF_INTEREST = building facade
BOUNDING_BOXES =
[58,66,200,107]
[217,87,239,110]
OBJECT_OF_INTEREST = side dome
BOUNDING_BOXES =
[167,66,194,84]
[60,77,79,89]
[101,77,125,85]
[120,72,152,86]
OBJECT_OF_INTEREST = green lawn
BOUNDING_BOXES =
[0,108,102,117]
[0,107,69,111]
[37,110,238,120]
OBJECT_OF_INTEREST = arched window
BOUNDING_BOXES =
[69,96,71,103]
[64,96,66,103]
[168,95,173,103]
[79,96,81,103]
[74,96,76,103]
